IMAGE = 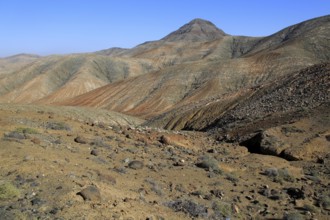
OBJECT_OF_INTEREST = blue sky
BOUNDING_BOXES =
[0,0,329,57]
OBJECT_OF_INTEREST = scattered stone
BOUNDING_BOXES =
[268,195,281,200]
[77,185,101,201]
[245,195,253,200]
[23,155,34,162]
[210,189,224,199]
[159,135,171,145]
[325,135,330,142]
[31,138,41,144]
[146,215,165,220]
[173,159,185,166]
[286,187,305,200]
[128,160,144,170]
[49,207,60,215]
[31,198,44,206]
[284,212,304,220]
[97,173,116,185]
[74,136,88,144]
[239,131,288,155]
[113,166,127,174]
[165,199,208,218]
[207,149,216,153]
[90,149,99,156]
[232,204,240,214]
[4,131,25,140]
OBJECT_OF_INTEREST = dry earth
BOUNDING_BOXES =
[0,104,329,219]
[0,16,329,220]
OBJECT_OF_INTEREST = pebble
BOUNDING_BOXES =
[23,155,34,162]
[31,198,44,206]
[77,185,101,201]
[128,160,144,170]
[90,149,99,156]
[98,173,116,185]
[74,136,88,144]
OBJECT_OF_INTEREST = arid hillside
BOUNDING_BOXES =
[59,16,330,120]
[0,104,329,219]
[0,16,329,111]
[0,15,329,220]
[0,54,155,104]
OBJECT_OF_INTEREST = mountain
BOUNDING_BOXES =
[161,18,227,42]
[0,53,40,75]
[0,54,155,104]
[58,15,330,120]
[0,15,329,121]
[146,63,330,132]
[0,16,330,220]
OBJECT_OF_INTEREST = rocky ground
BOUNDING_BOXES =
[0,104,329,219]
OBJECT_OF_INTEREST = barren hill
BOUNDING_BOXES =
[0,54,40,75]
[0,54,155,104]
[59,16,330,120]
[0,16,330,220]
[1,16,329,109]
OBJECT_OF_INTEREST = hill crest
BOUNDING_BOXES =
[161,18,227,42]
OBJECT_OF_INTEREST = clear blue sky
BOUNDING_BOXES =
[0,0,329,57]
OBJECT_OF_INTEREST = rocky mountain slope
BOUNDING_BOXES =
[146,63,330,132]
[58,16,330,120]
[0,16,329,111]
[0,15,329,219]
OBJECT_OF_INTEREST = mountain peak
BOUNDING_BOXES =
[162,18,227,42]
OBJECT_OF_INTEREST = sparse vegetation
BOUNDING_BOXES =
[0,182,20,200]
[15,127,38,134]
[212,201,232,219]
[225,173,239,183]
[196,155,222,173]
[0,15,329,220]
[165,199,208,218]
[263,168,295,183]
[45,121,71,131]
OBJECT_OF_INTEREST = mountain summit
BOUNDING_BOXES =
[162,18,227,42]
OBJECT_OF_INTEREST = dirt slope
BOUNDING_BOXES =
[57,16,330,120]
[0,104,329,219]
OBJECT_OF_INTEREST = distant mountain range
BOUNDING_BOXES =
[0,15,329,137]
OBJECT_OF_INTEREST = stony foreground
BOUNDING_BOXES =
[0,105,329,219]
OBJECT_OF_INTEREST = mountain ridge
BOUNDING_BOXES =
[0,15,329,117]
[0,16,329,220]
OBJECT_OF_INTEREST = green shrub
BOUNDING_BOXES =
[15,127,38,134]
[264,168,295,183]
[212,201,232,218]
[45,121,71,131]
[196,155,222,173]
[0,182,20,200]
